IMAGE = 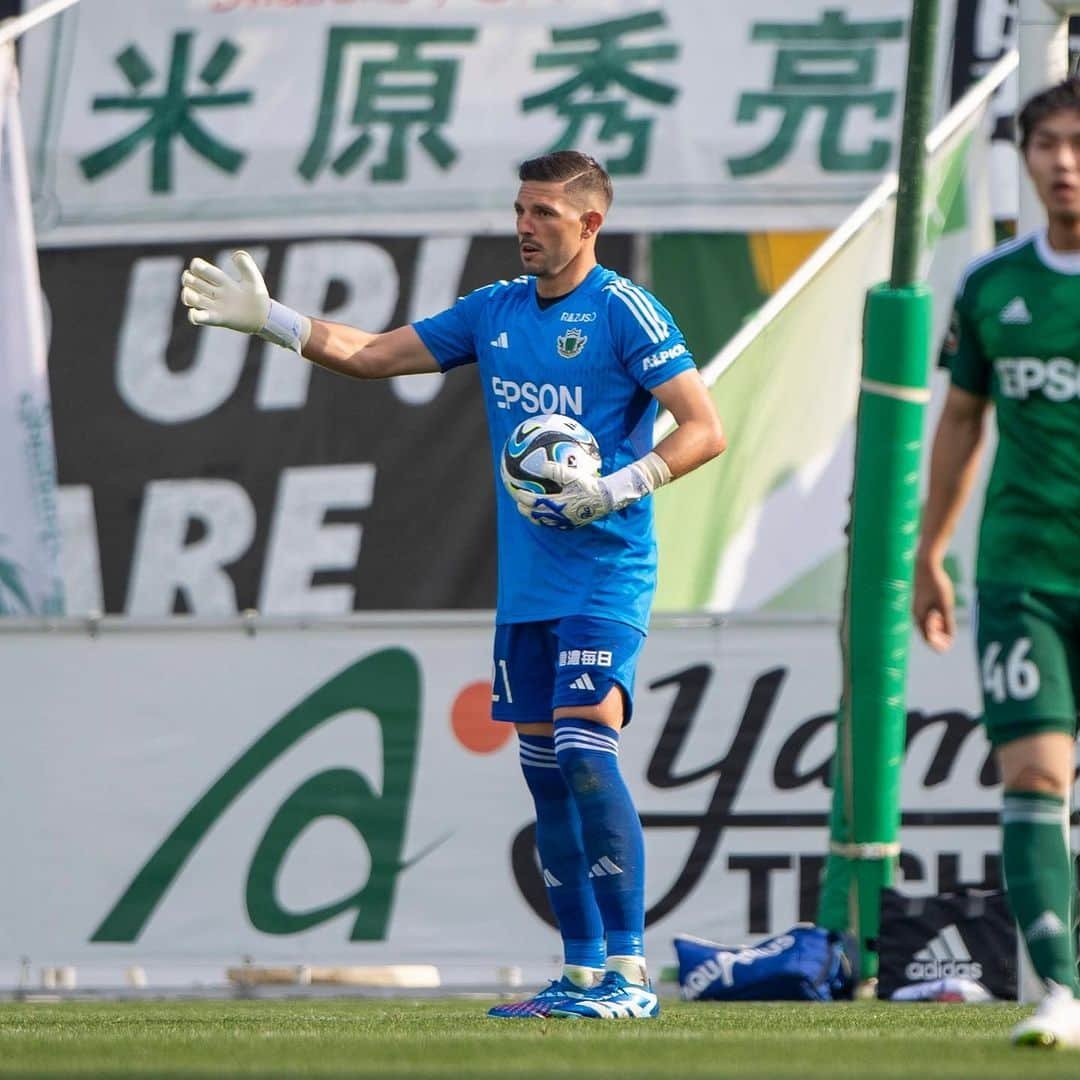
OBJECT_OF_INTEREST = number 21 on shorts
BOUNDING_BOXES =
[981,637,1041,704]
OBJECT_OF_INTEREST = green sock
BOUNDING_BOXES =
[1002,791,1080,995]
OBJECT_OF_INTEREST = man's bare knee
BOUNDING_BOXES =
[997,732,1074,794]
[1005,764,1068,795]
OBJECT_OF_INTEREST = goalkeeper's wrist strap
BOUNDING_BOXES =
[602,451,673,511]
[259,300,311,353]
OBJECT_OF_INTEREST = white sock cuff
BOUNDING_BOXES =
[553,722,619,756]
[606,955,648,983]
[519,740,559,769]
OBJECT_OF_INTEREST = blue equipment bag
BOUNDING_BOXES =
[675,925,856,1002]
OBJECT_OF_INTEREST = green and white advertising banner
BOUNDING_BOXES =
[2,614,1006,989]
[19,0,958,243]
[0,43,63,615]
[653,63,1000,614]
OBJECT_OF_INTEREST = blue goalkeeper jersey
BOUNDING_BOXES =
[413,263,695,632]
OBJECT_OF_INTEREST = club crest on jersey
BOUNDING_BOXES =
[556,326,588,359]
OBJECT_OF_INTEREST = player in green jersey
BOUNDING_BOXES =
[915,79,1080,1049]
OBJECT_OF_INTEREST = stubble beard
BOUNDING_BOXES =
[521,253,552,278]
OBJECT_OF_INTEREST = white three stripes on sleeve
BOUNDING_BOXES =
[606,280,669,344]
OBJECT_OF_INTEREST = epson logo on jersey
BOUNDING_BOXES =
[492,376,583,415]
[560,311,597,322]
[996,356,1080,401]
[642,342,687,372]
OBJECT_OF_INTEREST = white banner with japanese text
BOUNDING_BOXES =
[20,0,959,243]
[1,613,1014,989]
[0,44,64,615]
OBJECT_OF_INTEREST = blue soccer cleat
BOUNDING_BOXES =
[548,971,660,1019]
[487,976,593,1019]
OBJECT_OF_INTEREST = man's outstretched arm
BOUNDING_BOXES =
[180,250,439,379]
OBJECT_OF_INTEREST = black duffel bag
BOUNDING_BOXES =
[877,887,1017,1000]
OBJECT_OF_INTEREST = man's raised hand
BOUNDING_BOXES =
[180,251,269,334]
[180,251,308,352]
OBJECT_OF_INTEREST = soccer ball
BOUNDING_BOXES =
[500,414,601,500]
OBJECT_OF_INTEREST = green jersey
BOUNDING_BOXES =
[941,229,1080,596]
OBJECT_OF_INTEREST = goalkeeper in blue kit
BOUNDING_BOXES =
[180,151,725,1019]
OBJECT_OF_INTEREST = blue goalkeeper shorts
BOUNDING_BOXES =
[490,615,646,726]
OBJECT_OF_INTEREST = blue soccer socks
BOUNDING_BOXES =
[518,734,605,971]
[553,719,646,966]
[509,724,651,1021]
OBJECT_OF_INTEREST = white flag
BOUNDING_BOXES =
[0,43,63,615]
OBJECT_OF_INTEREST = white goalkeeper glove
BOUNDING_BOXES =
[518,452,672,529]
[179,251,310,352]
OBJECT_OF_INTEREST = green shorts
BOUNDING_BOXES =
[975,585,1080,748]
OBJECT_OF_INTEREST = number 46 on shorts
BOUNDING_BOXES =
[974,587,1080,747]
[981,637,1040,704]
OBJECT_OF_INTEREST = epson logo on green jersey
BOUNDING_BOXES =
[996,357,1080,401]
[491,376,583,415]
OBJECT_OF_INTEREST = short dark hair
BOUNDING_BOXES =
[1019,78,1080,150]
[518,150,613,211]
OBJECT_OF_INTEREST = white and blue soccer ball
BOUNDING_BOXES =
[500,413,601,501]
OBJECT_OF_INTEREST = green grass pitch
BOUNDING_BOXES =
[1,999,1078,1078]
